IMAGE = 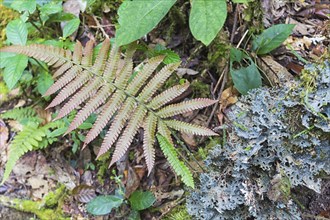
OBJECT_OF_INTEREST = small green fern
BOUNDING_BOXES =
[1,122,46,184]
[1,107,41,124]
[1,108,67,184]
[157,134,194,188]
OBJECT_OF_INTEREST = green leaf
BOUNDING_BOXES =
[252,24,295,55]
[153,44,180,64]
[230,48,262,95]
[39,1,63,23]
[6,19,28,45]
[115,0,176,46]
[3,54,28,89]
[37,71,54,95]
[86,195,124,215]
[11,0,36,13]
[0,52,17,68]
[62,18,80,38]
[189,0,227,46]
[129,190,156,211]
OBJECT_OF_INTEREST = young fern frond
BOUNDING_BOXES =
[157,134,194,188]
[0,40,218,180]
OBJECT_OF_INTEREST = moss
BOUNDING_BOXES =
[190,79,210,98]
[0,185,69,220]
[44,184,66,208]
[207,29,230,71]
[243,1,264,34]
[163,205,191,220]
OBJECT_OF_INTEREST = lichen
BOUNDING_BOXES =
[187,62,330,219]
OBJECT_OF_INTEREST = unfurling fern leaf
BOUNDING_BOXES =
[157,134,194,188]
[0,39,218,180]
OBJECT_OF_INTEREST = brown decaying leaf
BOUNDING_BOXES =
[124,165,140,198]
[218,86,238,125]
[72,184,96,203]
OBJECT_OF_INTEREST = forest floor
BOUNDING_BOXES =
[0,0,329,219]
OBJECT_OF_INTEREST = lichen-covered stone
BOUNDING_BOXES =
[187,62,330,219]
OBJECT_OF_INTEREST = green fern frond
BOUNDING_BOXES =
[1,107,37,121]
[1,118,67,184]
[156,134,194,188]
[1,123,46,184]
[0,40,218,180]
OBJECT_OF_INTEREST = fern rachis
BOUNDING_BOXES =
[0,39,218,184]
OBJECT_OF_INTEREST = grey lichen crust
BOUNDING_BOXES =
[187,61,330,219]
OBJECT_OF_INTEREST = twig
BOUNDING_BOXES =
[92,16,109,39]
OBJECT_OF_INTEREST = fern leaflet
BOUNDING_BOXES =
[157,134,194,188]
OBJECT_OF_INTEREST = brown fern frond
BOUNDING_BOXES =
[84,91,126,147]
[164,120,218,136]
[0,40,218,176]
[81,40,94,67]
[54,78,106,119]
[157,98,217,118]
[126,56,164,95]
[65,85,112,134]
[93,38,110,73]
[73,41,83,63]
[138,62,180,101]
[103,45,120,80]
[53,62,73,78]
[96,98,135,157]
[44,65,82,97]
[143,113,157,174]
[148,83,190,110]
[46,71,90,108]
[110,106,147,167]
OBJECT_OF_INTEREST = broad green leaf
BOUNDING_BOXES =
[129,190,156,211]
[230,48,261,95]
[37,71,54,95]
[252,24,295,55]
[62,18,80,38]
[46,12,76,24]
[189,0,227,46]
[86,195,124,215]
[0,52,17,68]
[11,0,36,13]
[3,55,28,89]
[39,1,63,23]
[115,0,176,46]
[6,19,28,45]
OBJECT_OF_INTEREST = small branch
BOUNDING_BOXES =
[92,16,109,39]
